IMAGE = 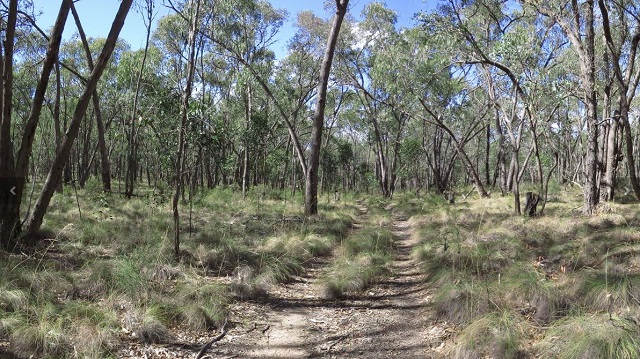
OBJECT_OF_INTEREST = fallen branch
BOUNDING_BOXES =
[462,186,475,200]
[326,334,348,351]
[261,325,271,334]
[195,317,228,359]
[245,322,257,333]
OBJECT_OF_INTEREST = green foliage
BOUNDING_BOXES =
[112,255,151,301]
[4,300,118,359]
[536,315,640,359]
[321,218,394,298]
[343,226,394,256]
[574,272,640,313]
[446,311,528,358]
[322,252,391,299]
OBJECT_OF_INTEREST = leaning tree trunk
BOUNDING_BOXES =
[305,0,349,216]
[1,0,70,249]
[22,0,133,244]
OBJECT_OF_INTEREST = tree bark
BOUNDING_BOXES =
[0,0,19,248]
[598,0,640,200]
[305,0,349,216]
[22,0,133,243]
[173,0,201,259]
[125,0,154,198]
[242,84,252,197]
[70,2,112,192]
[582,1,599,214]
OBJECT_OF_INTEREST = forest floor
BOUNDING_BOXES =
[115,203,449,358]
[9,188,640,358]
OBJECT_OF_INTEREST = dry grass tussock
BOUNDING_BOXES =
[408,188,640,357]
[0,185,359,358]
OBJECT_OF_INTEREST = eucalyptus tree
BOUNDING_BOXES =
[524,0,599,214]
[304,0,349,214]
[201,0,349,215]
[200,0,283,195]
[0,0,134,248]
[151,12,197,188]
[479,4,569,212]
[165,0,202,258]
[597,0,640,201]
[269,10,324,191]
[69,2,112,191]
[345,2,491,198]
[420,0,574,213]
[124,0,156,198]
[340,2,409,198]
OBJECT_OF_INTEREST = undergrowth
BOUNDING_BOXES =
[0,185,358,358]
[321,207,395,299]
[409,188,640,358]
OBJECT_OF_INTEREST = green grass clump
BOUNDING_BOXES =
[179,283,229,330]
[497,264,568,324]
[6,301,118,359]
[321,223,394,299]
[304,211,354,239]
[573,272,640,313]
[112,256,151,300]
[343,226,394,256]
[137,304,176,344]
[446,311,528,359]
[263,233,334,261]
[433,281,490,325]
[0,289,28,312]
[536,314,640,359]
[321,253,391,299]
[416,231,525,284]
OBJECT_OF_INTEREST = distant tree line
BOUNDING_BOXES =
[2,0,640,249]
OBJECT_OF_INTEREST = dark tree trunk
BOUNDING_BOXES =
[22,0,133,244]
[173,0,201,259]
[70,0,113,192]
[582,1,599,214]
[524,192,539,217]
[0,0,70,249]
[305,0,349,216]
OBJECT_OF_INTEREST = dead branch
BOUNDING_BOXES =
[195,317,228,359]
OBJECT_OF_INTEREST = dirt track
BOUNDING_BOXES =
[117,205,449,358]
[218,207,448,359]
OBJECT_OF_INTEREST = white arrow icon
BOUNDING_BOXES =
[9,186,16,195]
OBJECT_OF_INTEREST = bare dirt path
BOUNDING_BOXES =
[116,204,450,358]
[216,205,449,359]
[298,211,449,358]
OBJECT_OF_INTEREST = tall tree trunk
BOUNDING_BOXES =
[602,111,620,201]
[54,62,63,193]
[0,0,19,249]
[582,1,599,214]
[22,0,133,244]
[485,121,491,186]
[371,114,390,197]
[598,0,640,200]
[305,0,349,216]
[173,0,201,259]
[70,2,112,192]
[2,0,72,248]
[125,0,154,198]
[242,84,251,197]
